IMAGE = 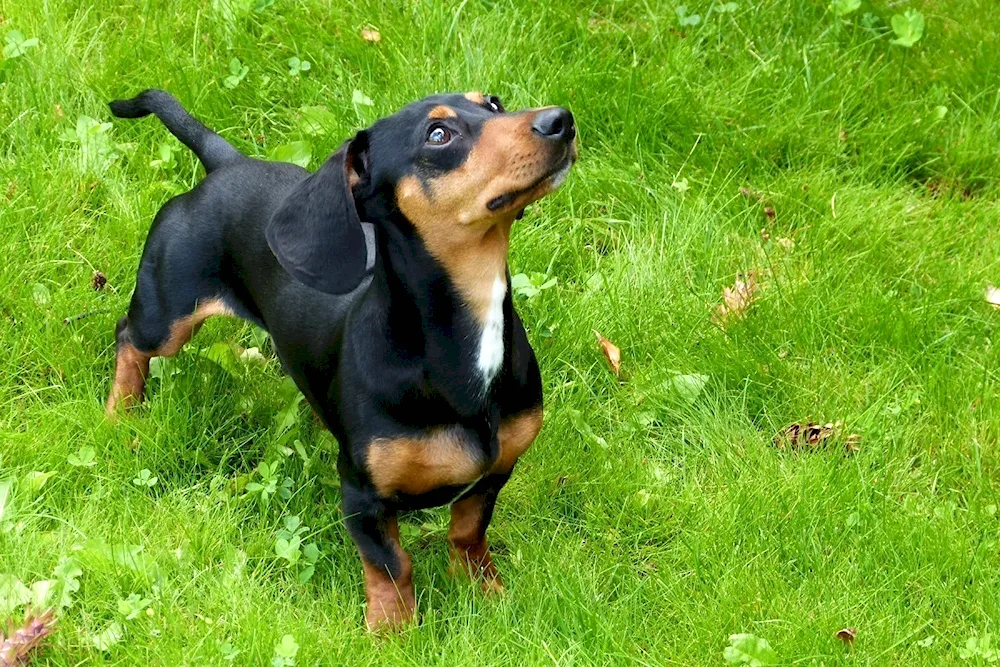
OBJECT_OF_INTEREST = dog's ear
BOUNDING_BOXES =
[266,133,369,294]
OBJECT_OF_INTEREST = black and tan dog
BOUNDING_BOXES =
[105,89,576,629]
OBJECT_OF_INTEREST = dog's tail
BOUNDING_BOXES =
[109,89,243,172]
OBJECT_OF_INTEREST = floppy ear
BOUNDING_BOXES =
[266,133,369,294]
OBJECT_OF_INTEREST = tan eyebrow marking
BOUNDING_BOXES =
[464,91,485,104]
[428,105,457,119]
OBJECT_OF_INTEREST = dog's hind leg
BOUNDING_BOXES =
[107,298,234,414]
[107,295,234,414]
[107,315,152,414]
[107,203,236,415]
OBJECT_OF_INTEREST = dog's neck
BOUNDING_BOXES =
[372,215,513,396]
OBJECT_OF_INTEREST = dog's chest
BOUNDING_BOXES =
[365,426,492,498]
[475,276,506,386]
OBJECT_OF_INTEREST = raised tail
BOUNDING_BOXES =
[109,89,243,172]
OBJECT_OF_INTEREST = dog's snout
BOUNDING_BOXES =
[532,107,575,142]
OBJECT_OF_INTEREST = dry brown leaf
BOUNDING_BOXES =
[834,627,857,645]
[91,270,107,291]
[775,421,858,453]
[764,206,776,221]
[774,421,836,449]
[360,26,381,43]
[0,609,56,666]
[985,285,1000,309]
[594,330,621,376]
[714,271,759,325]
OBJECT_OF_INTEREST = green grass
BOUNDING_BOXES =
[2,0,1000,663]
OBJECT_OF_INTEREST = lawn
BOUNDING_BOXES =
[2,0,1000,664]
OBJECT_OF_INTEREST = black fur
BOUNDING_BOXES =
[110,89,242,172]
[265,136,370,295]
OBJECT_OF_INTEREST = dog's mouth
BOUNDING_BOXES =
[486,151,574,213]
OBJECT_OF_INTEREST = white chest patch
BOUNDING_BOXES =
[476,276,506,386]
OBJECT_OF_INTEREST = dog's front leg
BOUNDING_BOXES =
[342,484,415,631]
[448,474,509,594]
[448,407,543,592]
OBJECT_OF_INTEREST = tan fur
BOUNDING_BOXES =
[492,406,543,474]
[106,343,151,414]
[361,516,416,630]
[396,110,570,324]
[428,104,457,119]
[445,408,542,592]
[464,91,485,104]
[156,298,234,356]
[106,298,234,414]
[367,429,487,497]
[448,494,503,593]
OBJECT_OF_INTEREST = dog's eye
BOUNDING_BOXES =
[427,126,452,145]
[485,95,505,113]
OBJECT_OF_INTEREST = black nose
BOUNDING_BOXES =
[532,107,575,141]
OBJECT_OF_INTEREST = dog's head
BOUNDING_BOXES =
[266,92,577,299]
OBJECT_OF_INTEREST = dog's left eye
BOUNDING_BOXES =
[427,126,452,145]
[485,95,505,113]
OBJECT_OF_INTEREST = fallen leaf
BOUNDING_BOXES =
[594,330,621,376]
[775,421,857,453]
[777,421,836,448]
[360,26,381,43]
[835,627,857,645]
[714,271,759,325]
[91,271,107,291]
[985,285,1000,309]
[0,608,57,666]
[764,206,775,221]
